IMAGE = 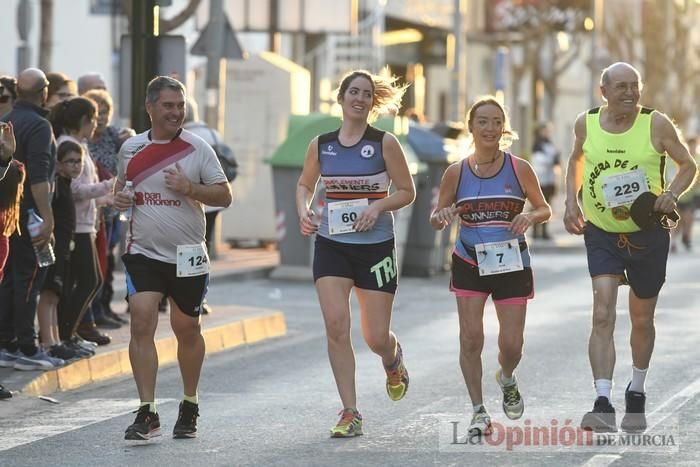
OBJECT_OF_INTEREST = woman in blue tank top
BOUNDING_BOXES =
[296,70,416,438]
[430,96,551,437]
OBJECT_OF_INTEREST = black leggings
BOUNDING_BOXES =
[58,233,102,340]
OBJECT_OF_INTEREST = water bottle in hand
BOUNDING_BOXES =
[119,181,134,222]
[26,208,55,267]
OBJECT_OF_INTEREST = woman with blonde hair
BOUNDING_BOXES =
[296,70,415,437]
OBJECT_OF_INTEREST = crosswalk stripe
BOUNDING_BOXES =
[0,398,175,452]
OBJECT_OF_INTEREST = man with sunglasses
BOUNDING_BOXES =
[0,67,61,371]
[564,62,698,434]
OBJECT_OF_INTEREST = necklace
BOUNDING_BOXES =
[473,151,501,175]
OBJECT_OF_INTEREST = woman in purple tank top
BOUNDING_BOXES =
[430,96,551,437]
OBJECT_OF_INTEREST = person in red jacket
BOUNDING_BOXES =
[0,121,24,399]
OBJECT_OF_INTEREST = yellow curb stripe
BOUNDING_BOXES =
[21,311,286,396]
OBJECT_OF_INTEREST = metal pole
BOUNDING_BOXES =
[450,0,463,122]
[204,0,225,130]
[269,0,279,53]
[589,0,603,108]
[131,0,158,132]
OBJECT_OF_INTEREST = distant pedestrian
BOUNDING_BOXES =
[296,70,415,438]
[530,122,560,239]
[668,135,699,252]
[430,96,551,437]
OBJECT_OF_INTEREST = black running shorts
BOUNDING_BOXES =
[313,235,398,293]
[122,253,209,317]
[450,253,534,304]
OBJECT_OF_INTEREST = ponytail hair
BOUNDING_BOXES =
[49,96,97,138]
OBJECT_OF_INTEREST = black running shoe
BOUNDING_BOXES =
[125,405,161,441]
[621,383,647,433]
[173,400,199,439]
[581,396,617,432]
[49,343,77,361]
[0,384,12,399]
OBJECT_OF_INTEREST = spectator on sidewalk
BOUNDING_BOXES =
[50,97,114,346]
[83,88,133,325]
[0,68,63,371]
[45,72,77,109]
[114,76,231,441]
[0,121,23,396]
[37,141,87,361]
[77,72,106,95]
[531,122,560,240]
[0,76,18,118]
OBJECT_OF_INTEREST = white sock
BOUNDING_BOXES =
[629,367,648,393]
[594,379,612,401]
[499,369,515,385]
[473,404,484,414]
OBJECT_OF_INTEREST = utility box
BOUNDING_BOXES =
[220,52,310,246]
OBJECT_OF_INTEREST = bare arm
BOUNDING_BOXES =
[563,113,587,235]
[511,158,552,235]
[429,162,461,230]
[652,112,698,213]
[163,162,232,207]
[296,138,321,236]
[353,133,416,233]
[187,181,232,207]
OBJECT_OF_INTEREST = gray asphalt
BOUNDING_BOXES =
[1,246,699,467]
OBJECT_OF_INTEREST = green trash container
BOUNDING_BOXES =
[267,114,342,267]
[268,114,423,271]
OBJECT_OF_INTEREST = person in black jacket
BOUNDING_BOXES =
[0,68,63,371]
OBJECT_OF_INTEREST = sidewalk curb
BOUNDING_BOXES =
[21,311,287,396]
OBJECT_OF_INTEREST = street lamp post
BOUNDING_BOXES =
[130,0,158,133]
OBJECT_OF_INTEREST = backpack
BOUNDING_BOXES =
[207,127,238,183]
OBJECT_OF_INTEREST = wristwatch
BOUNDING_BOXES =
[663,190,679,202]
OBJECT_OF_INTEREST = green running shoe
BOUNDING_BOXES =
[330,408,363,438]
[385,342,409,401]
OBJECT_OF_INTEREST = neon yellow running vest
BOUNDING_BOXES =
[582,107,665,233]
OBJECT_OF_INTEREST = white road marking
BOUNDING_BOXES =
[0,398,175,452]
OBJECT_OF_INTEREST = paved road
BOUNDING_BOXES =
[1,245,699,467]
